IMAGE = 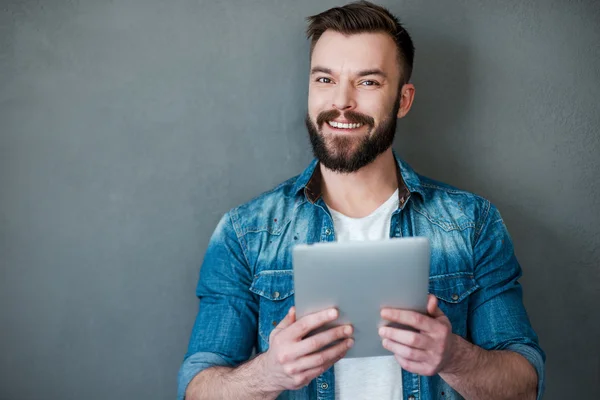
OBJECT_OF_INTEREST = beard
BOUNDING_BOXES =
[305,96,400,173]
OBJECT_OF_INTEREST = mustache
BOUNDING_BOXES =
[316,109,375,129]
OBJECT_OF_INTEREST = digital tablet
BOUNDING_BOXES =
[292,237,430,358]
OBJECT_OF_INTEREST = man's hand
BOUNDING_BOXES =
[379,294,457,376]
[258,306,354,392]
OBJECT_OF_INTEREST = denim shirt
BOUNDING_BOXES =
[178,154,545,400]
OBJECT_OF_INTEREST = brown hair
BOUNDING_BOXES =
[306,1,415,85]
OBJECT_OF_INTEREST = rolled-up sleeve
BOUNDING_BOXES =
[469,202,546,399]
[177,352,231,400]
[504,343,546,399]
[177,211,258,400]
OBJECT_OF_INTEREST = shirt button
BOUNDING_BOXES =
[321,382,329,390]
[408,395,416,400]
[451,294,459,301]
[273,291,280,299]
[325,228,332,235]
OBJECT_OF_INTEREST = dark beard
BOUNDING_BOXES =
[305,96,400,173]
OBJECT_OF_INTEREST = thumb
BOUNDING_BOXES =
[427,294,444,318]
[276,306,296,330]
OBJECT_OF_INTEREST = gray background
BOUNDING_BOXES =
[1,0,598,399]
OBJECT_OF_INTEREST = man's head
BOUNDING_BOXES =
[305,1,415,173]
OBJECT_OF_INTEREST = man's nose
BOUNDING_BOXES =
[332,83,356,111]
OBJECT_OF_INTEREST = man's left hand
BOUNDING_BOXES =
[379,294,457,376]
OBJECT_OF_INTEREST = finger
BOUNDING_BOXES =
[291,365,331,389]
[380,308,436,333]
[427,295,445,318]
[382,339,430,362]
[288,365,331,389]
[287,308,339,340]
[295,324,353,357]
[276,306,297,330]
[288,337,354,373]
[378,327,433,350]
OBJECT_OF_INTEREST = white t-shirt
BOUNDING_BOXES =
[327,189,403,400]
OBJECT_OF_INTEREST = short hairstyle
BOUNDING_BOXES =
[306,1,415,85]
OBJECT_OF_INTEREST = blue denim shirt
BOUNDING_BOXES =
[178,154,545,400]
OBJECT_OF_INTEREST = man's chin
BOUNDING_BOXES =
[319,158,363,173]
[317,151,363,173]
[324,145,362,161]
[324,134,364,150]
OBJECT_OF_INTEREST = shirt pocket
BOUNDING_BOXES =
[249,269,295,350]
[428,273,479,338]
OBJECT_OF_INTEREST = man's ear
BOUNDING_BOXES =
[397,83,416,119]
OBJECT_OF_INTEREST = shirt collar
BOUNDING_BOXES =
[292,151,424,207]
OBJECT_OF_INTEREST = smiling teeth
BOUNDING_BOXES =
[328,121,363,129]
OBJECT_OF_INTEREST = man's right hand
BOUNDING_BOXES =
[258,306,354,393]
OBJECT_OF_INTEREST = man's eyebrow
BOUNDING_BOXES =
[310,66,332,75]
[356,69,387,78]
[310,65,387,79]
[310,66,388,79]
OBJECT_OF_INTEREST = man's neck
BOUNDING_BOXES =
[320,149,398,218]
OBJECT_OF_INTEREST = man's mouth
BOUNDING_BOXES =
[326,121,364,130]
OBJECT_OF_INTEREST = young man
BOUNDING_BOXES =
[178,2,545,399]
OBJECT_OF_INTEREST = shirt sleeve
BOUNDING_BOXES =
[468,202,546,400]
[177,211,258,400]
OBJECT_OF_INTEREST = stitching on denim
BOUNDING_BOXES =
[249,287,295,299]
[412,206,475,232]
[474,200,492,244]
[419,182,470,194]
[429,272,475,280]
[241,198,308,236]
[258,325,269,345]
[229,209,253,271]
[249,270,295,299]
[254,269,294,278]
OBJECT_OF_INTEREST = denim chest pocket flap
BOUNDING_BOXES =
[429,273,479,303]
[249,269,295,300]
[429,273,480,337]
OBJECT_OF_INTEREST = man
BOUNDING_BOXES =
[178,1,545,399]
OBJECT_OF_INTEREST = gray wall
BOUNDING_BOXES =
[1,0,598,399]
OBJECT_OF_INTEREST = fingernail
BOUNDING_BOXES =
[344,326,352,335]
[347,339,354,348]
[379,327,386,336]
[329,309,338,318]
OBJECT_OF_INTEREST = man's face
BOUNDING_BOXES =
[306,30,404,173]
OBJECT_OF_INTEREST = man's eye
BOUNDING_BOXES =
[317,77,332,84]
[361,80,379,86]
